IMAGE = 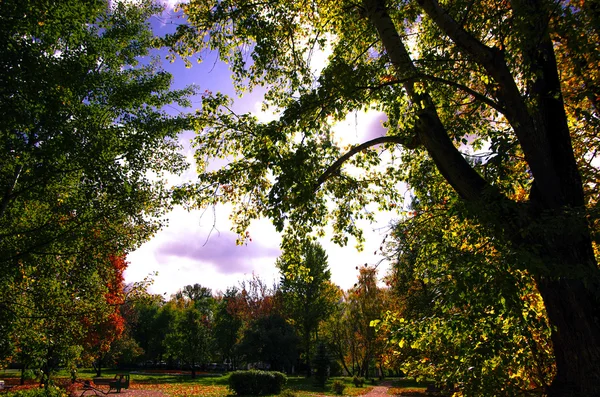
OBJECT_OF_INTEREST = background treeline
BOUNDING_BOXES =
[95,241,394,381]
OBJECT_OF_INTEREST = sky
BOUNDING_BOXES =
[123,3,397,297]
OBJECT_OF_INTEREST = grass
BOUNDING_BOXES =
[1,368,425,397]
[285,376,373,397]
[387,378,429,397]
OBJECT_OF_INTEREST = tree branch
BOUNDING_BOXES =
[0,165,22,219]
[417,0,568,208]
[362,0,490,201]
[357,74,506,114]
[315,135,419,190]
[419,74,506,113]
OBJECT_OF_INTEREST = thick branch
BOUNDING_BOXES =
[417,0,564,207]
[417,0,496,64]
[315,135,419,189]
[362,0,489,201]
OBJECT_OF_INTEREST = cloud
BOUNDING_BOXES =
[364,114,388,141]
[156,230,281,275]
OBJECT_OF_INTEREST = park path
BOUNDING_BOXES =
[75,388,167,397]
[360,381,394,397]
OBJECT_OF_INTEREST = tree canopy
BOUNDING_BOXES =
[169,0,600,394]
[0,0,197,372]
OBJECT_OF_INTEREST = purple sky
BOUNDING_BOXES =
[124,4,393,296]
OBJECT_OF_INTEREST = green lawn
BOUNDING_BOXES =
[1,369,409,397]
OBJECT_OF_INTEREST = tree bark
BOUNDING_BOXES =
[536,274,600,396]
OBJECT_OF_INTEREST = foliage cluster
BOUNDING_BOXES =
[228,370,287,395]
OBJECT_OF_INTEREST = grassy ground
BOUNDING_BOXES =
[387,378,429,397]
[0,369,430,397]
[0,369,380,397]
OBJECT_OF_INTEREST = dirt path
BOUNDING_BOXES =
[76,388,168,397]
[360,381,394,397]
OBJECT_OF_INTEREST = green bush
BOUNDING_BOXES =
[228,370,287,395]
[332,380,346,395]
[22,370,38,381]
[352,376,365,387]
[279,390,297,397]
[4,386,67,397]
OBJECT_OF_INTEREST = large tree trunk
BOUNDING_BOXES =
[534,244,600,396]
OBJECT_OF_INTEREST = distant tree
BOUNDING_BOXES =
[167,306,213,379]
[174,284,215,315]
[321,289,356,377]
[238,314,299,373]
[132,300,176,364]
[277,241,337,376]
[213,287,243,369]
[81,255,127,377]
[237,275,279,321]
[346,267,387,378]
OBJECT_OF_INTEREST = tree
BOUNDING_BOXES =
[346,267,387,379]
[172,0,600,394]
[166,305,213,379]
[238,314,299,372]
[81,255,127,377]
[321,289,356,377]
[213,287,244,369]
[8,249,115,386]
[0,0,195,364]
[277,241,336,376]
[132,299,176,364]
[174,284,215,317]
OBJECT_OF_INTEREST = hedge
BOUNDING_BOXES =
[228,370,287,395]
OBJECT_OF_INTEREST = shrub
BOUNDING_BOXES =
[22,370,38,381]
[353,376,365,387]
[228,370,287,395]
[279,390,297,397]
[332,380,346,395]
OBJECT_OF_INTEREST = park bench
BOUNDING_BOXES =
[81,373,130,396]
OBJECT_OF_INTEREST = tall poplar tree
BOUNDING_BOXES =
[277,241,336,376]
